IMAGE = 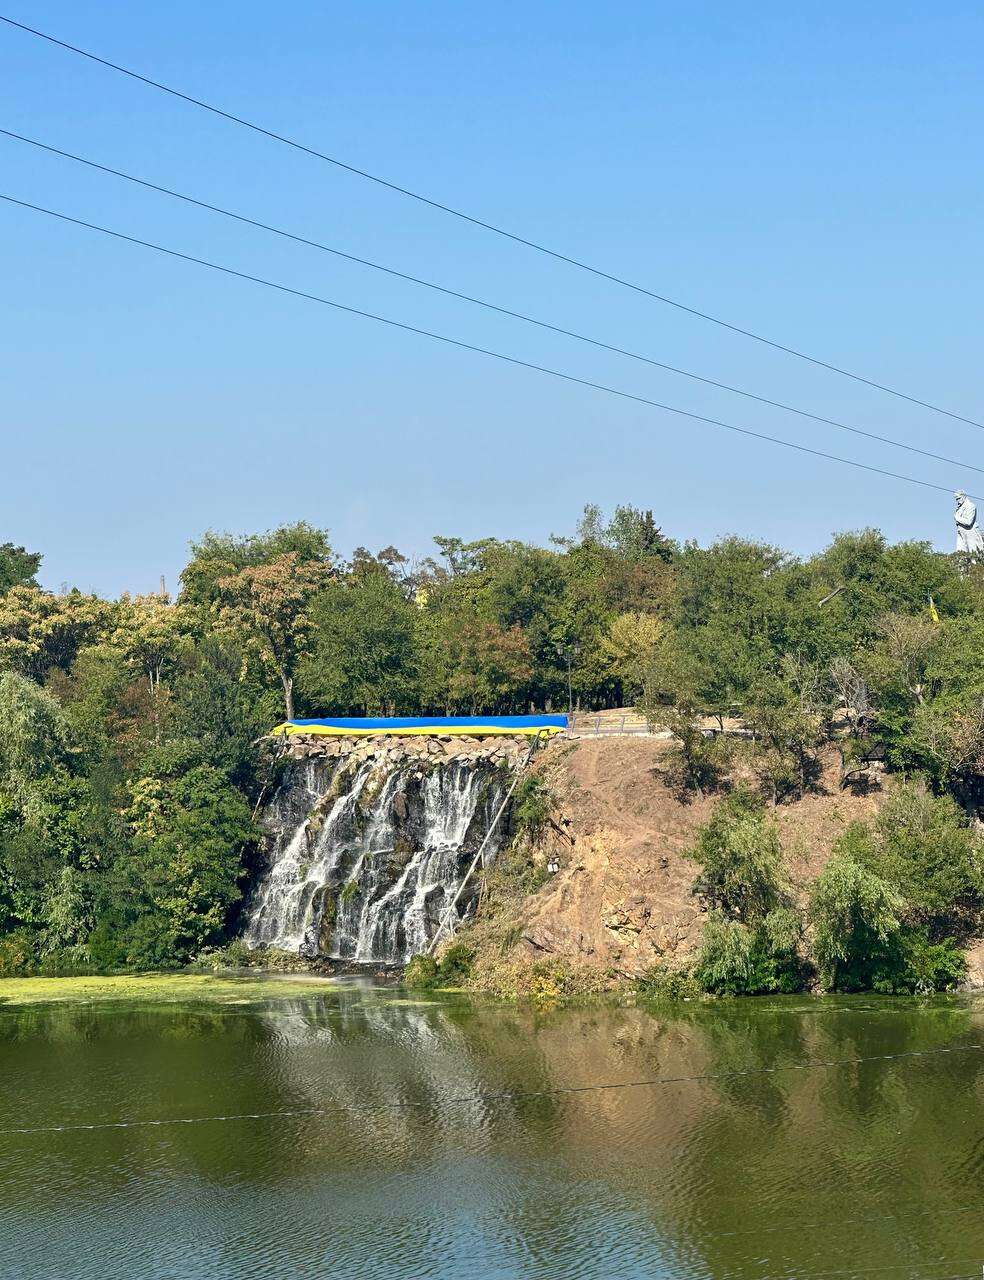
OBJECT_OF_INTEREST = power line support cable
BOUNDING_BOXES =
[2,127,981,478]
[427,729,546,955]
[0,190,974,501]
[2,12,983,431]
[2,1039,982,1134]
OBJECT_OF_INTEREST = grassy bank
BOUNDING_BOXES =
[0,971,340,1007]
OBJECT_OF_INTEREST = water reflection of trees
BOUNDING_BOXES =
[3,993,983,1279]
[644,996,984,1278]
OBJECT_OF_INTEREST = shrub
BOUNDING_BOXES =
[808,783,982,992]
[512,776,554,842]
[661,708,732,798]
[866,783,982,937]
[808,854,904,991]
[831,928,966,995]
[436,941,475,986]
[694,909,803,996]
[404,941,476,989]
[0,927,36,976]
[760,906,807,992]
[889,931,966,994]
[694,916,755,995]
[37,946,91,977]
[637,962,702,1000]
[193,938,253,970]
[743,662,827,803]
[684,789,806,995]
[688,787,788,921]
[404,954,439,988]
[525,958,590,1002]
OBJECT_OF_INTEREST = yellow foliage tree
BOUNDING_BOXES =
[112,593,191,741]
[601,611,667,701]
[0,586,113,680]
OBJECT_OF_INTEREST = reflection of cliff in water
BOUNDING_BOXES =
[4,991,984,1280]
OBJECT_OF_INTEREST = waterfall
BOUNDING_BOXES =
[243,743,517,963]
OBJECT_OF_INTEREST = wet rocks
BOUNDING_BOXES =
[245,739,523,963]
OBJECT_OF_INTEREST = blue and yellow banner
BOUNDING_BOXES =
[272,714,568,738]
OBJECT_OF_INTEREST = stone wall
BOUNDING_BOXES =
[277,732,533,768]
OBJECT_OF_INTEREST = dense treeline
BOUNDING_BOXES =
[0,505,982,983]
[649,781,981,998]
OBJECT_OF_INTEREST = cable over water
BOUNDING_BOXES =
[4,1039,982,1136]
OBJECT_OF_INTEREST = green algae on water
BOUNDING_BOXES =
[0,972,340,1008]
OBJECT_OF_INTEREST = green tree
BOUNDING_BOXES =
[0,673,116,968]
[111,593,190,743]
[215,553,335,720]
[808,853,904,991]
[844,784,982,940]
[167,635,272,787]
[795,531,967,666]
[601,611,666,702]
[298,566,418,714]
[688,787,788,920]
[442,617,533,712]
[179,523,334,609]
[687,790,803,994]
[695,909,802,996]
[96,764,255,968]
[0,543,41,594]
[744,657,827,802]
[0,671,69,817]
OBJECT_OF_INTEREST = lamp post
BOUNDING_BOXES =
[553,641,579,714]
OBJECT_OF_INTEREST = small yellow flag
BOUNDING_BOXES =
[928,595,941,625]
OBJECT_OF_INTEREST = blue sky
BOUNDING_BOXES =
[2,2,983,595]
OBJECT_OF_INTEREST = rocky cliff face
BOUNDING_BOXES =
[466,736,888,990]
[244,734,529,963]
[246,732,984,990]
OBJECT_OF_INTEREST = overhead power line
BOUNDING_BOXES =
[787,1265,984,1280]
[3,127,982,481]
[711,1203,984,1243]
[0,191,973,501]
[2,13,983,433]
[2,1039,982,1134]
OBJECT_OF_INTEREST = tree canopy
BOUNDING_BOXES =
[2,507,983,984]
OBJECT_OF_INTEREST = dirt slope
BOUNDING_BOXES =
[471,736,885,988]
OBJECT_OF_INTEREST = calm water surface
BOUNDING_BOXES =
[1,981,983,1279]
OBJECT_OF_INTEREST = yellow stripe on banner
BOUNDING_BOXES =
[270,723,565,738]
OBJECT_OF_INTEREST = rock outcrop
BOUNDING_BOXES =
[468,736,886,989]
[278,731,532,767]
[245,734,529,962]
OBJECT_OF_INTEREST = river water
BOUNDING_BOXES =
[1,983,983,1279]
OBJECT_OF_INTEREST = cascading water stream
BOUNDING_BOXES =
[244,748,515,962]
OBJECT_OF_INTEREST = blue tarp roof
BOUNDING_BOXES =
[274,714,568,737]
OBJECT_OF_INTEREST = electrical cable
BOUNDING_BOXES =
[2,12,983,431]
[2,1038,982,1135]
[754,1261,984,1279]
[709,1203,984,1242]
[1,126,980,478]
[0,191,975,501]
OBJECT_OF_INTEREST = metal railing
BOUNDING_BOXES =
[566,712,654,736]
